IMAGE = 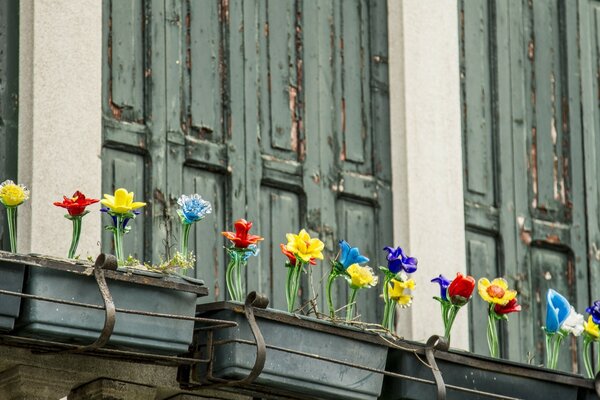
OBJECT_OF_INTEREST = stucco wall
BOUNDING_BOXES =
[388,0,468,349]
[18,0,102,258]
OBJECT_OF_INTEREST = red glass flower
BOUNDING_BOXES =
[222,219,264,248]
[280,243,316,266]
[53,191,99,216]
[447,272,476,306]
[494,298,522,315]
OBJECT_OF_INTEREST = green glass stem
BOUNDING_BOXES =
[547,333,564,370]
[67,216,83,259]
[113,215,125,263]
[225,256,237,301]
[545,334,553,369]
[346,288,359,322]
[583,336,594,379]
[290,264,304,313]
[5,206,17,253]
[444,305,460,346]
[326,271,338,318]
[235,258,245,301]
[225,249,247,302]
[487,305,499,358]
[285,265,295,312]
[382,276,395,331]
[181,223,191,256]
[597,342,600,375]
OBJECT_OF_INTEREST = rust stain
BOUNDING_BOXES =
[312,172,320,184]
[289,86,298,152]
[528,40,535,61]
[546,234,560,244]
[264,22,269,37]
[562,97,569,132]
[341,98,346,133]
[144,68,152,78]
[566,258,575,289]
[530,127,538,209]
[340,143,346,161]
[108,92,123,121]
[520,229,532,245]
[221,0,229,24]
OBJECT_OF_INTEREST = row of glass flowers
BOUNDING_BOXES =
[1,180,598,378]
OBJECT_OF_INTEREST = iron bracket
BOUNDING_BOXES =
[425,335,449,400]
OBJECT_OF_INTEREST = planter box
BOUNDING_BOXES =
[0,253,26,331]
[12,254,207,355]
[379,342,598,400]
[194,301,388,400]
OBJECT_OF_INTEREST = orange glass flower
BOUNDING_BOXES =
[222,219,264,248]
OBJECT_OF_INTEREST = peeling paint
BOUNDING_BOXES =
[289,86,298,152]
[528,40,535,60]
[530,127,538,209]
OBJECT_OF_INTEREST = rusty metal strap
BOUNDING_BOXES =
[203,291,269,389]
[35,255,117,354]
[425,335,449,400]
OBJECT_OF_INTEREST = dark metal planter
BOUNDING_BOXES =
[1,252,208,355]
[379,340,600,400]
[0,255,26,331]
[191,296,388,400]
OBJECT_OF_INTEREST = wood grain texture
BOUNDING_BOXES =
[103,0,392,322]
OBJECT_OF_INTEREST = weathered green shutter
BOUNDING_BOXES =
[103,0,392,322]
[0,0,19,251]
[460,0,589,371]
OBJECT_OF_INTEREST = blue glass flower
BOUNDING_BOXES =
[586,300,600,325]
[546,289,571,334]
[177,194,212,224]
[338,240,369,269]
[243,244,260,261]
[383,246,417,274]
[431,274,451,301]
[100,207,140,229]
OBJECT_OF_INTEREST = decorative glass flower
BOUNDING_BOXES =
[177,194,212,225]
[222,219,263,302]
[0,180,30,253]
[388,278,416,307]
[100,188,146,214]
[100,188,146,263]
[345,263,378,321]
[54,191,99,258]
[0,180,29,207]
[338,240,369,269]
[477,277,521,358]
[447,273,476,306]
[544,289,577,370]
[285,229,324,263]
[346,264,378,289]
[383,246,417,274]
[586,300,600,325]
[222,219,264,249]
[478,278,517,306]
[54,191,99,217]
[583,303,600,378]
[327,240,370,318]
[432,272,475,345]
[282,229,323,313]
[280,243,316,267]
[545,289,571,334]
[431,274,451,301]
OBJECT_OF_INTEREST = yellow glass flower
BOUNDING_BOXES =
[584,316,600,339]
[285,229,324,262]
[347,264,378,289]
[478,277,517,306]
[388,279,415,307]
[100,188,146,214]
[0,180,29,207]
